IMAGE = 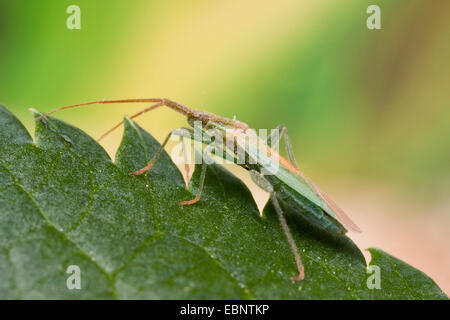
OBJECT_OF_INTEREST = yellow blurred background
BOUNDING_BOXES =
[0,1,448,294]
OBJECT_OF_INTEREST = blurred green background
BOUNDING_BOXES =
[0,1,449,293]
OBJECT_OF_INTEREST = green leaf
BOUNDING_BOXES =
[0,104,447,299]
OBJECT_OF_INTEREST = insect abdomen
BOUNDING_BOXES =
[268,177,347,235]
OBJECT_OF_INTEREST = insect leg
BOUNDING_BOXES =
[181,137,191,189]
[279,126,298,170]
[265,124,283,147]
[179,161,207,206]
[249,170,304,281]
[131,126,207,205]
[266,125,298,169]
[130,129,176,176]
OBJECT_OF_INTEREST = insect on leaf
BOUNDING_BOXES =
[0,105,447,299]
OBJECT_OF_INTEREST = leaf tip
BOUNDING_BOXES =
[29,108,45,120]
[123,116,133,125]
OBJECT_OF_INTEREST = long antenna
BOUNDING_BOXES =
[35,98,193,121]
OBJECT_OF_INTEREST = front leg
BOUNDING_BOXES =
[130,129,176,176]
[130,128,192,188]
[131,128,208,206]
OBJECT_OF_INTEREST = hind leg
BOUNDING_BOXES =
[249,170,304,281]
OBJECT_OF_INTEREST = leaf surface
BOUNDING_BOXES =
[0,105,446,299]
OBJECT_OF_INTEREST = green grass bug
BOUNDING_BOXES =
[36,98,362,281]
